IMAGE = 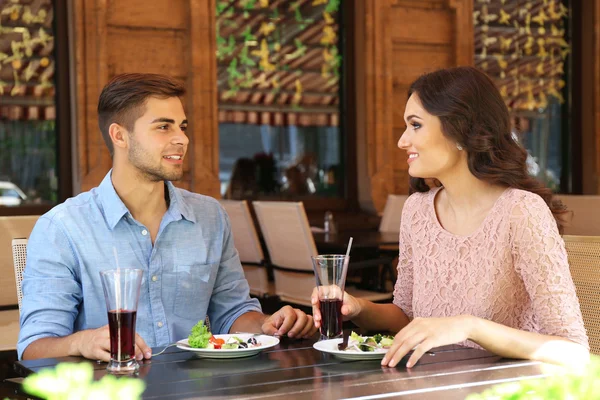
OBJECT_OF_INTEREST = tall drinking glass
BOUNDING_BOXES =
[311,255,349,340]
[100,268,143,374]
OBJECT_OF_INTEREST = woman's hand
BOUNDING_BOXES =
[310,288,362,329]
[382,315,473,368]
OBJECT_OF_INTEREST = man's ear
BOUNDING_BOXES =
[108,123,128,151]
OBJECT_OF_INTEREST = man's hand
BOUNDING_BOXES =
[74,325,152,361]
[262,306,318,339]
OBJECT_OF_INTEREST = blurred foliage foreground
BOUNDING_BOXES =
[467,355,600,400]
[14,362,145,400]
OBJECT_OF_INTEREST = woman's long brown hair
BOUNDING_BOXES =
[408,66,568,231]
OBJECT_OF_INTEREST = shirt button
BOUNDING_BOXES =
[157,321,163,328]
[141,229,148,236]
[152,275,158,282]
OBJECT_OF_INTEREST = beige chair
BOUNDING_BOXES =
[253,201,392,307]
[0,216,38,352]
[563,235,600,355]
[0,238,27,352]
[12,238,28,312]
[0,215,39,307]
[557,195,600,236]
[220,200,271,297]
[379,194,408,234]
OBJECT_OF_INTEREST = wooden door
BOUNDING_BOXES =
[72,0,220,197]
[356,0,473,211]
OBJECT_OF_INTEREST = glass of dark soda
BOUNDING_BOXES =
[100,268,143,374]
[311,255,349,340]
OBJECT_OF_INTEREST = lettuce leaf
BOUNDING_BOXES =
[188,320,212,348]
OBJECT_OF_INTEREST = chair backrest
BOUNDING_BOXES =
[556,195,600,236]
[563,235,600,355]
[219,200,264,264]
[252,201,317,272]
[379,194,408,233]
[0,215,39,307]
[11,238,28,313]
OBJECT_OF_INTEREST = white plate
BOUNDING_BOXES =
[177,334,279,359]
[313,338,388,361]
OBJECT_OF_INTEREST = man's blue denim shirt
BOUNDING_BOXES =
[18,171,261,359]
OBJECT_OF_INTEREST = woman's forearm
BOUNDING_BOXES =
[467,315,589,367]
[352,300,410,333]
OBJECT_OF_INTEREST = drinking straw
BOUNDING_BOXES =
[345,237,353,258]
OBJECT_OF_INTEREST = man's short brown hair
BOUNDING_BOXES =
[97,73,186,156]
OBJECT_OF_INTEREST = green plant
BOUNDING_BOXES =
[21,362,145,400]
[466,355,600,400]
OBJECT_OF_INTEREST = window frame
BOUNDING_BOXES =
[216,2,359,213]
[0,0,73,216]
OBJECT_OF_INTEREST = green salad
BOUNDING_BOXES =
[345,331,394,352]
[187,320,262,350]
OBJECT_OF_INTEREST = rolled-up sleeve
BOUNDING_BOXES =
[207,207,261,334]
[17,216,82,359]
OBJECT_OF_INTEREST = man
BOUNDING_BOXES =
[18,73,317,361]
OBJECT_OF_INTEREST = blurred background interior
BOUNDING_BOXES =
[1,0,600,217]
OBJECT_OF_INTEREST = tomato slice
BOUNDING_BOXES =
[209,336,225,348]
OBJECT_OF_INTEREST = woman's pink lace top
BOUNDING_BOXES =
[393,187,589,349]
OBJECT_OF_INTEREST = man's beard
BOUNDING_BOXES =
[128,139,184,182]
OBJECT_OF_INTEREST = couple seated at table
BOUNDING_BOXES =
[17,73,317,362]
[19,68,589,370]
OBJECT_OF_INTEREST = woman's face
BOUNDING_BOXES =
[398,93,464,179]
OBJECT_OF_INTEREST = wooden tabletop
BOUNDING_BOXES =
[14,337,553,400]
[313,230,399,251]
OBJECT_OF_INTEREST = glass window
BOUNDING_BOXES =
[474,0,570,192]
[0,0,59,207]
[216,0,344,199]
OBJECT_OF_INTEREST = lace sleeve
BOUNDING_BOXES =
[510,193,589,349]
[393,196,416,319]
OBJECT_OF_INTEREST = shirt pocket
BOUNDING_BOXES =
[173,262,217,319]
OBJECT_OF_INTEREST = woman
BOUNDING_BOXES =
[224,158,257,199]
[312,66,589,369]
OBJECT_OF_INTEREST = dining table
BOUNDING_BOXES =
[313,230,399,292]
[313,230,399,253]
[10,334,557,399]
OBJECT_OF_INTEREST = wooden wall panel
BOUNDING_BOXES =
[357,0,473,212]
[576,0,600,194]
[187,0,220,198]
[106,0,188,29]
[74,0,110,192]
[107,29,187,77]
[73,0,219,196]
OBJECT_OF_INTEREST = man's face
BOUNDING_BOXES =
[126,96,189,182]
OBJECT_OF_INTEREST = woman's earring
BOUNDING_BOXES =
[456,143,463,151]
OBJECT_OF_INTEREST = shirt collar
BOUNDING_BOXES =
[164,181,196,224]
[98,170,197,229]
[97,171,129,230]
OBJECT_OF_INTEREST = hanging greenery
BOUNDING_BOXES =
[216,0,341,105]
[474,0,570,111]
